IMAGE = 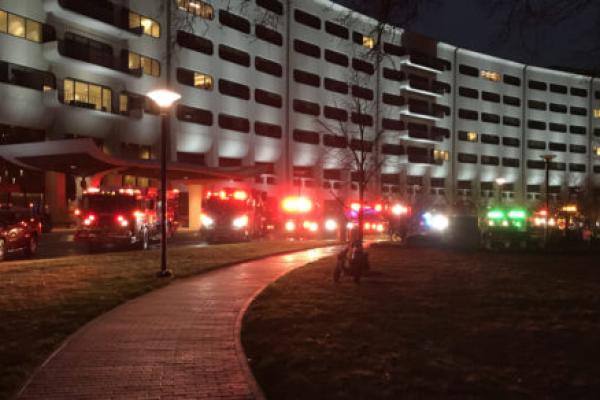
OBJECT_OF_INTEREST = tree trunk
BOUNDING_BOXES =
[357,181,365,247]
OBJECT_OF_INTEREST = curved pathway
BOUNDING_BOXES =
[18,246,340,400]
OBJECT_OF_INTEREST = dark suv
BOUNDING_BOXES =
[0,207,41,260]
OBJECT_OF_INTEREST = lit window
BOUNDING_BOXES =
[63,78,112,113]
[177,0,214,19]
[194,72,213,90]
[434,150,449,161]
[89,85,102,110]
[467,131,478,142]
[43,84,53,92]
[8,14,24,37]
[64,79,74,103]
[594,109,600,118]
[74,81,89,103]
[25,19,40,42]
[362,35,375,49]
[128,52,160,77]
[128,52,141,70]
[142,56,152,75]
[151,59,160,77]
[595,147,600,156]
[0,11,8,33]
[480,70,500,82]
[129,12,160,38]
[102,88,112,112]
[119,94,128,113]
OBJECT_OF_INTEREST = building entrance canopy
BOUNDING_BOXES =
[0,139,258,182]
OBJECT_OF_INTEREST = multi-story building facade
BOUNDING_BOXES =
[1,0,600,225]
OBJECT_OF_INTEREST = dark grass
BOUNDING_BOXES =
[0,240,333,399]
[242,245,600,399]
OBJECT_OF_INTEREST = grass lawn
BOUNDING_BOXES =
[0,240,333,399]
[242,244,600,399]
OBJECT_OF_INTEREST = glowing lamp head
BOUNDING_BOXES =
[147,89,181,108]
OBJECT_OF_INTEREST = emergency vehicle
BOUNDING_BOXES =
[385,202,411,242]
[480,207,529,249]
[74,187,179,252]
[280,195,322,239]
[199,188,265,242]
[345,202,387,240]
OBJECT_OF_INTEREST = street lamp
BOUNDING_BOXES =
[147,89,181,277]
[495,177,506,204]
[540,154,556,248]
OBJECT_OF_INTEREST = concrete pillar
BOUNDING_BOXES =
[188,184,204,230]
[45,171,68,225]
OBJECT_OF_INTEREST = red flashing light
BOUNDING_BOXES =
[74,208,81,216]
[538,209,548,217]
[350,203,361,212]
[374,204,383,213]
[233,190,248,201]
[83,213,96,226]
[282,196,313,214]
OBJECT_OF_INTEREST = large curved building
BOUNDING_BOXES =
[1,0,599,225]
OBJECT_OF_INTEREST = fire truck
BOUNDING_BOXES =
[74,187,179,252]
[385,202,412,242]
[280,195,322,239]
[199,188,265,242]
[480,206,529,249]
[345,202,387,240]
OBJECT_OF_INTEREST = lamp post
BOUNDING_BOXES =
[540,154,556,248]
[147,89,181,277]
[495,177,506,205]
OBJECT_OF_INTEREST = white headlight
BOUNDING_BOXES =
[285,221,296,232]
[430,214,449,231]
[201,214,214,227]
[325,219,338,231]
[232,215,249,228]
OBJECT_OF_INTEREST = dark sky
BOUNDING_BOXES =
[333,0,600,72]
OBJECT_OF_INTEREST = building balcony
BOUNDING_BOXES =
[43,41,142,79]
[407,153,444,166]
[398,127,447,143]
[399,53,446,74]
[399,79,445,98]
[43,88,129,120]
[399,104,444,121]
[44,0,142,39]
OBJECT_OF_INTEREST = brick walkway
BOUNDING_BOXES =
[18,246,340,400]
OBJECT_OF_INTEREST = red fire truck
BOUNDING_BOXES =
[199,188,265,242]
[280,195,322,239]
[74,187,179,252]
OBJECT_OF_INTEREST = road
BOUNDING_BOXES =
[35,228,206,259]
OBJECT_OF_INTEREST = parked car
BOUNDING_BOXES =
[0,207,41,260]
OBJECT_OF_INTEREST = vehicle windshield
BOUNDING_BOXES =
[204,198,248,214]
[83,194,137,212]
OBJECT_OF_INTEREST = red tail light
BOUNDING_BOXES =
[83,214,96,226]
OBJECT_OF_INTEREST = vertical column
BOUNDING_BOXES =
[187,184,204,230]
[44,171,67,225]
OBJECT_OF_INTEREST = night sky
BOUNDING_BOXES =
[333,0,600,73]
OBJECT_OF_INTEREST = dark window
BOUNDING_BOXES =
[324,106,348,121]
[176,68,196,87]
[549,103,567,113]
[527,140,546,150]
[549,162,566,171]
[503,116,521,127]
[481,134,500,144]
[528,80,547,91]
[323,134,347,148]
[482,113,500,124]
[294,9,321,29]
[596,91,600,100]
[458,153,478,163]
[219,114,250,133]
[178,152,205,166]
[571,87,588,97]
[324,49,348,67]
[548,142,566,152]
[527,160,545,169]
[528,100,546,110]
[503,157,520,167]
[350,139,373,152]
[571,106,587,116]
[293,129,319,144]
[503,74,521,86]
[219,9,250,33]
[503,95,520,106]
[382,118,404,130]
[219,44,250,66]
[550,83,567,94]
[482,91,500,103]
[431,178,445,188]
[294,69,320,87]
[325,21,348,39]
[351,112,373,126]
[459,64,478,77]
[383,68,405,82]
[256,0,283,15]
[549,123,567,133]
[293,99,320,116]
[503,137,520,147]
[595,165,600,173]
[570,144,586,154]
[294,39,320,58]
[176,30,213,54]
[383,42,405,57]
[218,79,249,100]
[459,86,478,99]
[176,104,212,126]
[382,93,404,106]
[352,85,373,100]
[352,58,374,75]
[381,143,404,155]
[528,120,546,130]
[324,78,348,94]
[570,125,586,135]
[595,128,600,137]
[459,109,478,120]
[570,163,586,172]
[352,31,365,45]
[254,121,282,138]
[255,89,282,108]
[255,24,282,46]
[255,56,282,77]
[481,155,500,165]
[219,157,242,167]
